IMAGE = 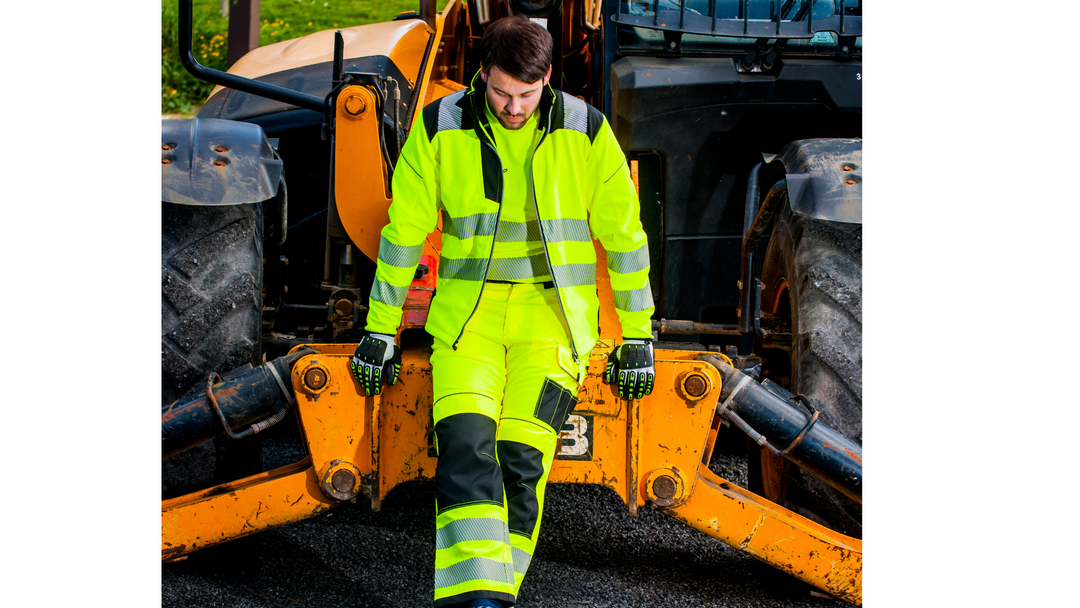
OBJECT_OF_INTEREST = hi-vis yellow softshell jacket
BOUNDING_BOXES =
[365,71,654,360]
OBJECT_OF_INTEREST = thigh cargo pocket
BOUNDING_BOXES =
[533,344,582,433]
[532,379,578,433]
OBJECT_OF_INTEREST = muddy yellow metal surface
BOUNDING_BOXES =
[547,349,719,518]
[162,340,861,603]
[161,459,335,560]
[668,465,862,604]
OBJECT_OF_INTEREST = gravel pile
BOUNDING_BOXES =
[163,425,850,608]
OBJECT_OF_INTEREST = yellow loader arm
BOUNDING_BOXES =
[162,345,861,605]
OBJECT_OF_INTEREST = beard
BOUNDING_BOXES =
[496,112,529,130]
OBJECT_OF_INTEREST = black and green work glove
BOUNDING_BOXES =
[350,332,401,396]
[605,339,655,400]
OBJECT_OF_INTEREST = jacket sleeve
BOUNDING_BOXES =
[364,106,440,335]
[584,111,655,340]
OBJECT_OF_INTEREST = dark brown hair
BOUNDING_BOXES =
[479,16,552,84]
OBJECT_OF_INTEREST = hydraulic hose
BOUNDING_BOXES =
[699,354,862,503]
[161,348,316,459]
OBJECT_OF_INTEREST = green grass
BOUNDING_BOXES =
[163,0,418,115]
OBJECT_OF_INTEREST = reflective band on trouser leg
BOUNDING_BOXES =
[498,283,585,593]
[497,433,551,591]
[434,503,515,605]
[430,283,585,604]
[432,408,517,606]
[431,286,516,607]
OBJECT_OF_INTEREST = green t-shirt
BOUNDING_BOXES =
[484,101,551,283]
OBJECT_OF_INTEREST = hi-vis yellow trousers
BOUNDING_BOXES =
[431,282,587,607]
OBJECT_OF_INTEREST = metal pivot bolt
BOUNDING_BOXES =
[677,370,713,401]
[334,298,354,316]
[646,466,689,508]
[301,363,330,393]
[653,475,677,500]
[319,460,362,502]
[332,469,356,494]
[344,95,367,116]
[684,375,707,398]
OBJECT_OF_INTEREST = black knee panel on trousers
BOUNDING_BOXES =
[434,413,503,512]
[497,440,544,537]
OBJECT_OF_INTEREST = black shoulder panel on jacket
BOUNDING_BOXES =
[422,97,441,143]
[423,89,469,142]
[551,93,599,143]
[585,103,604,144]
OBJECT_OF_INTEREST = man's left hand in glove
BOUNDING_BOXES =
[604,339,655,400]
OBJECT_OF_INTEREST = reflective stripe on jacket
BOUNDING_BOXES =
[365,71,654,358]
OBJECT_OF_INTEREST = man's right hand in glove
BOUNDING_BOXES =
[604,339,655,400]
[350,332,401,396]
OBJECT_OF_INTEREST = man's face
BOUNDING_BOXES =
[481,64,552,131]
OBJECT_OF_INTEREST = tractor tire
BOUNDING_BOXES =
[161,201,264,496]
[755,200,862,538]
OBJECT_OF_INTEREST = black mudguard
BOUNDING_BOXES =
[769,138,862,224]
[162,118,282,206]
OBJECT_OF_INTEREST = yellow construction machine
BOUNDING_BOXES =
[162,0,862,603]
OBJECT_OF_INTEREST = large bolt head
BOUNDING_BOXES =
[334,298,354,317]
[344,95,366,116]
[653,475,677,500]
[303,366,329,392]
[332,469,356,494]
[646,466,688,508]
[319,461,362,502]
[677,371,712,401]
[684,374,707,398]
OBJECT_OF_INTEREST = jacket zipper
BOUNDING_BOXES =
[529,103,580,362]
[451,122,503,350]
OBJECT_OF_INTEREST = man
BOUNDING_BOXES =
[350,16,655,608]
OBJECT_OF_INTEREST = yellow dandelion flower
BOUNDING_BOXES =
[308,21,312,25]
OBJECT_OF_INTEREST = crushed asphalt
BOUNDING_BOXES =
[162,425,851,608]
